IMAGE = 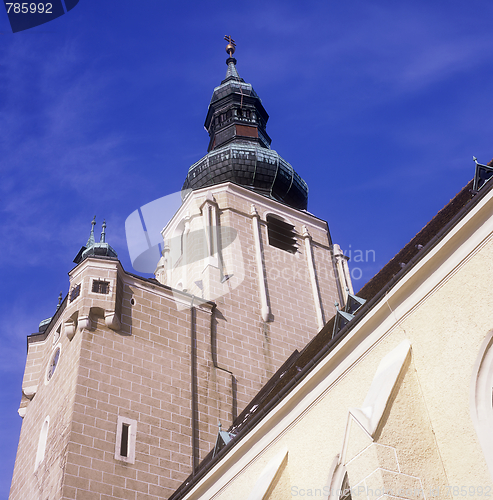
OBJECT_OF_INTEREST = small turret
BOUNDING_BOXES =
[73,217,118,264]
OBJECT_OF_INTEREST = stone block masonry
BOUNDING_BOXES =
[11,183,343,499]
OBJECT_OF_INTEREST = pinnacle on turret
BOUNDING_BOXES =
[86,216,96,247]
[38,291,64,333]
[73,216,118,264]
[101,220,106,243]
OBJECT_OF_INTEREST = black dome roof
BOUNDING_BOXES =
[182,143,308,210]
[182,55,308,210]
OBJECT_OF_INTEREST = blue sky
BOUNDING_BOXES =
[1,0,492,495]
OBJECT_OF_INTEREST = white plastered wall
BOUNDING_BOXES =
[177,187,493,500]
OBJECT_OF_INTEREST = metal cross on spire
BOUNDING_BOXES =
[224,35,236,57]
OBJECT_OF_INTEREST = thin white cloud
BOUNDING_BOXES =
[242,2,493,108]
[0,36,151,270]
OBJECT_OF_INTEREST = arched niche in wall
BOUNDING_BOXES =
[470,330,493,480]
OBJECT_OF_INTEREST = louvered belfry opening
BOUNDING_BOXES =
[266,214,298,254]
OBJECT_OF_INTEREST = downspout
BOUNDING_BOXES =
[210,305,238,421]
[190,296,199,473]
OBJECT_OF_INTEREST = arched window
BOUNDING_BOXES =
[34,416,50,471]
[471,331,493,478]
[339,472,352,500]
[328,461,352,500]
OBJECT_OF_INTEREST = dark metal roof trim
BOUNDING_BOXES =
[27,295,67,350]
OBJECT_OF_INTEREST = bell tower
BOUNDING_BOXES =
[156,38,348,437]
[10,41,351,500]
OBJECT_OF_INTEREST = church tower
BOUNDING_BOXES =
[10,41,350,500]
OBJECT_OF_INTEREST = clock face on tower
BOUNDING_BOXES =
[46,347,60,382]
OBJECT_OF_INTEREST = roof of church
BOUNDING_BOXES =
[169,167,491,500]
[181,41,309,210]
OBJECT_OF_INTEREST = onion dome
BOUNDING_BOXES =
[182,37,308,210]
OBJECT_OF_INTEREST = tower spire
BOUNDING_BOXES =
[100,220,106,243]
[86,216,96,247]
[223,35,241,81]
[181,41,309,210]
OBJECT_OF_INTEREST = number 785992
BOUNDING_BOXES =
[5,3,53,13]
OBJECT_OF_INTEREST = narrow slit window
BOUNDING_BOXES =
[120,423,129,457]
[266,214,298,254]
[115,416,137,464]
[208,207,215,255]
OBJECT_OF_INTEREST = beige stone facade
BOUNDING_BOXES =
[9,182,342,499]
[14,48,491,500]
[168,180,493,500]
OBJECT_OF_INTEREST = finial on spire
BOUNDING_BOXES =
[56,291,63,310]
[224,35,236,57]
[100,220,106,243]
[86,216,96,247]
[74,215,118,264]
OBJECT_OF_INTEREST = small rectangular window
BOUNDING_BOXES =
[92,280,109,294]
[115,416,137,464]
[120,423,129,457]
[70,284,81,302]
